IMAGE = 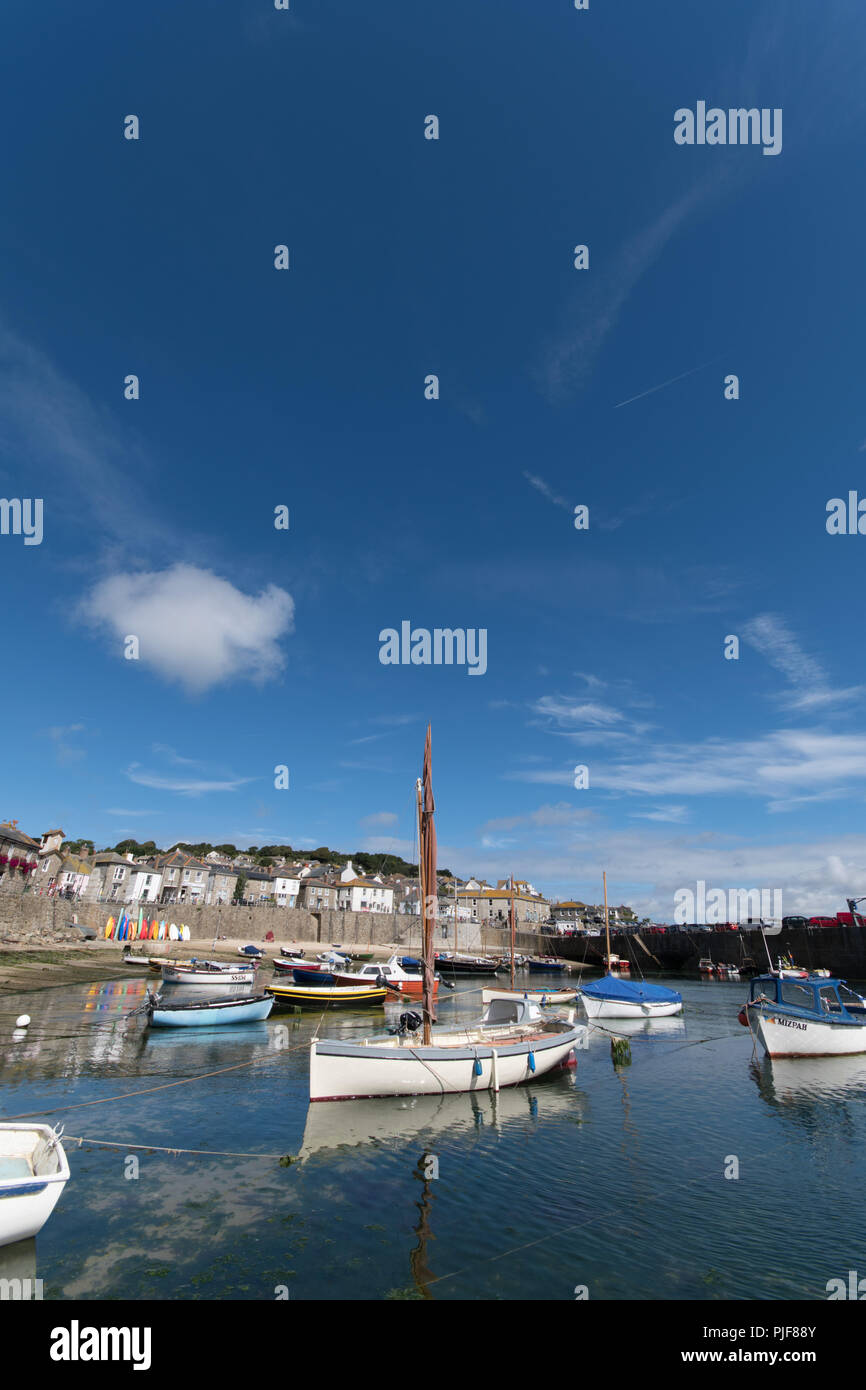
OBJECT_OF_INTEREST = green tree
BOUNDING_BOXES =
[233,874,247,903]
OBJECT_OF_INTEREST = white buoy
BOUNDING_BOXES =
[15,1014,30,1029]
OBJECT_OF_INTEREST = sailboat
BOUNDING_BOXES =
[308,728,586,1102]
[481,877,578,1006]
[576,873,683,1020]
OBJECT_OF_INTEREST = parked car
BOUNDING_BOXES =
[808,916,837,928]
[782,915,809,929]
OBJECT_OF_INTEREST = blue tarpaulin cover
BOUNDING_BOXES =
[580,975,682,1003]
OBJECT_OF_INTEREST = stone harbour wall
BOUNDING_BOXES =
[0,879,550,954]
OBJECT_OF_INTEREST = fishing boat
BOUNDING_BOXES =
[161,963,256,989]
[527,956,568,973]
[601,953,630,973]
[238,945,264,958]
[576,874,683,1019]
[146,992,274,1027]
[309,727,586,1101]
[280,948,307,959]
[739,974,866,1057]
[698,957,717,976]
[330,956,441,999]
[0,1123,71,1247]
[267,981,388,1008]
[434,952,502,976]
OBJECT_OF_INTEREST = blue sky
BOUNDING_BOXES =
[2,0,866,915]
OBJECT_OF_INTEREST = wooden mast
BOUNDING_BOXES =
[603,870,610,972]
[416,777,430,1043]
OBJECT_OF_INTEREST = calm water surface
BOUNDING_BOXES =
[1,971,864,1301]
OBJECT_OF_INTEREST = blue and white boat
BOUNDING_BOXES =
[741,974,866,1057]
[0,1123,71,1247]
[146,992,274,1027]
[578,974,683,1019]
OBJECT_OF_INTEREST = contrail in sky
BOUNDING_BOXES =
[614,358,721,409]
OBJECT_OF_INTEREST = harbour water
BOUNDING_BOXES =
[2,971,865,1301]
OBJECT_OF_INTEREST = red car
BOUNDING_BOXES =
[808,916,837,928]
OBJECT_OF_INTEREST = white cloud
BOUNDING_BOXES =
[79,564,294,693]
[360,812,399,829]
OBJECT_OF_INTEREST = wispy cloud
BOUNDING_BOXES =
[742,613,863,711]
[360,812,399,829]
[523,472,571,511]
[125,763,255,797]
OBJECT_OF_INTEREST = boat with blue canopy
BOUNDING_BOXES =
[578,974,683,1019]
[576,873,683,1018]
[739,973,866,1057]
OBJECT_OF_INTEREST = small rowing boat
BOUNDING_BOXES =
[162,963,256,988]
[434,951,502,976]
[481,986,577,1007]
[527,957,568,973]
[146,992,274,1027]
[0,1123,71,1247]
[267,982,388,1008]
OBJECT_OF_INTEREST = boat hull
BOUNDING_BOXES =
[267,984,388,1008]
[578,993,683,1019]
[481,987,577,1006]
[162,967,255,988]
[309,1024,585,1101]
[750,1006,866,1058]
[149,995,274,1027]
[0,1125,70,1247]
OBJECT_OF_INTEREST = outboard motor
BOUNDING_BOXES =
[388,1010,423,1036]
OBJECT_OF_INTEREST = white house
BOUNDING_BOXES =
[129,865,163,903]
[337,874,394,914]
[273,874,301,907]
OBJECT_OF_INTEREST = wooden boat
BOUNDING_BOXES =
[434,951,502,976]
[527,957,567,973]
[481,986,577,1006]
[329,955,440,998]
[147,992,274,1027]
[238,945,264,958]
[280,948,306,959]
[267,981,388,1008]
[311,995,585,1100]
[0,1123,70,1247]
[698,957,717,976]
[310,727,585,1101]
[741,974,866,1057]
[161,963,256,988]
[348,952,374,962]
[601,953,630,973]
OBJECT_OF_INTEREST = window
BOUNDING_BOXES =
[750,979,775,1003]
[779,981,814,1010]
[113,867,124,881]
[819,986,843,1014]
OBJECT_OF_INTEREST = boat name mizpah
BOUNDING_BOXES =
[379,622,487,675]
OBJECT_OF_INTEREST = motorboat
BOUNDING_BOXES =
[740,974,866,1057]
[161,962,256,989]
[330,955,440,998]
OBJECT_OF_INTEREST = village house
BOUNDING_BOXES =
[0,820,40,882]
[298,877,340,911]
[206,862,238,905]
[272,872,301,908]
[154,852,208,904]
[456,878,549,925]
[84,852,137,902]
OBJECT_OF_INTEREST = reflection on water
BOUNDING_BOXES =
[1,973,865,1301]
